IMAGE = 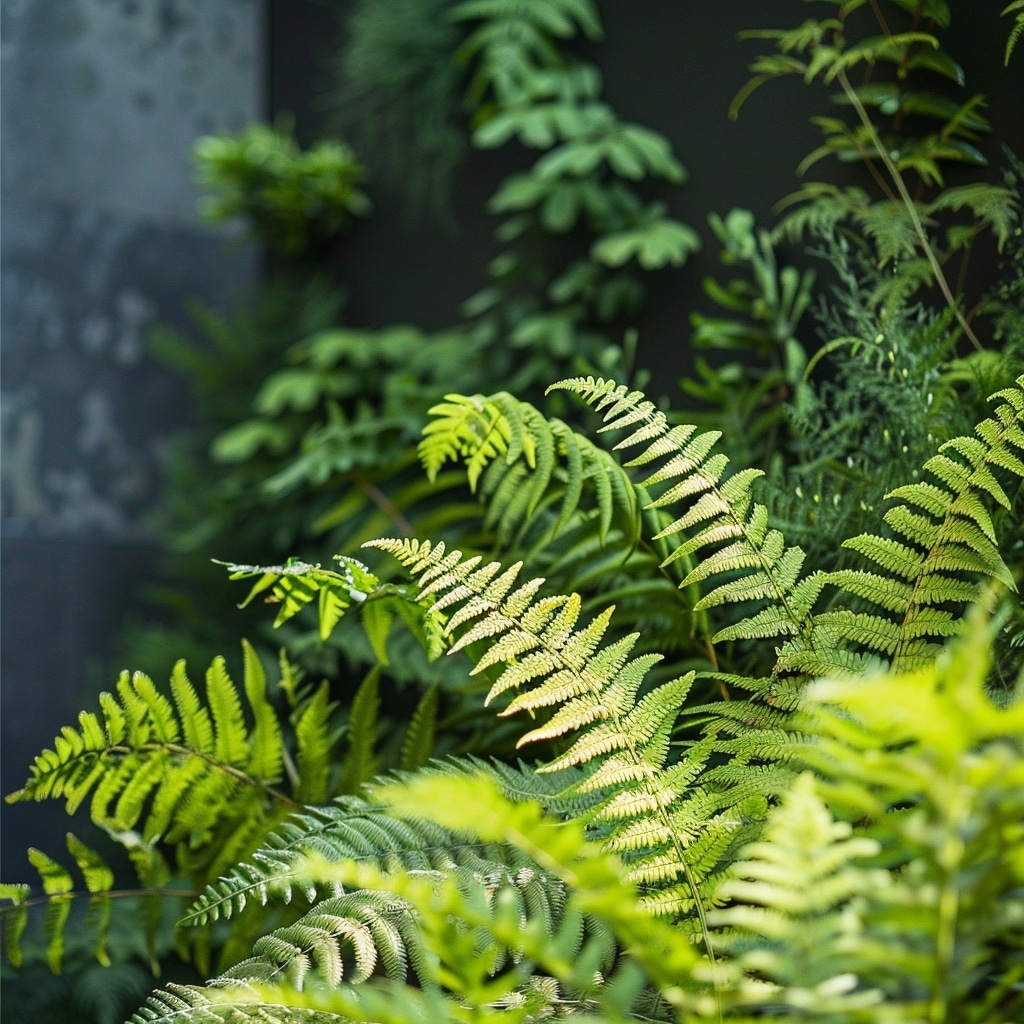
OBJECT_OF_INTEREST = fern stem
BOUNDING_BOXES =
[497,596,724,1005]
[356,472,415,538]
[868,0,893,39]
[0,886,199,917]
[108,743,302,810]
[835,69,984,353]
[929,781,970,1024]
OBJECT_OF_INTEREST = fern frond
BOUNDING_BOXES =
[225,556,381,642]
[824,375,1024,670]
[365,538,751,935]
[550,376,821,654]
[183,785,565,938]
[222,890,423,989]
[0,833,126,972]
[1004,0,1024,65]
[7,645,300,888]
[786,612,1024,1018]
[421,390,640,547]
[130,980,345,1023]
[709,772,886,1013]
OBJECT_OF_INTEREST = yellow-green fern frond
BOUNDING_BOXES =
[365,538,751,925]
[420,390,639,546]
[709,772,887,1014]
[550,376,821,652]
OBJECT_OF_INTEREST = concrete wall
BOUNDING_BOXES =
[1,0,264,869]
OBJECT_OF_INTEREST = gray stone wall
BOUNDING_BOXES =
[1,0,264,867]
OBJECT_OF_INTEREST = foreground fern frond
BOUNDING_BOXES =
[365,538,762,922]
[710,772,888,1015]
[129,980,344,1023]
[256,772,700,1022]
[184,785,566,935]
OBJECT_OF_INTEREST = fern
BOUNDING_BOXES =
[129,982,345,1024]
[0,834,117,973]
[818,375,1024,672]
[183,761,572,929]
[420,390,639,545]
[204,772,700,1023]
[733,1,1019,349]
[549,376,826,660]
[784,612,1024,1021]
[363,537,761,931]
[1005,0,1024,64]
[4,643,306,936]
[709,772,889,1017]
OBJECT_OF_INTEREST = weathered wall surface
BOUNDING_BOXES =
[1,0,263,868]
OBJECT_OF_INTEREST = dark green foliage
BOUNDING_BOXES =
[194,121,369,257]
[325,0,467,223]
[684,208,816,472]
[452,0,696,396]
[734,0,1018,350]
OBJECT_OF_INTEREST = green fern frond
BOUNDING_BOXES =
[709,772,886,1013]
[293,681,332,806]
[549,376,821,653]
[824,375,1024,670]
[364,538,747,933]
[221,890,425,989]
[129,980,345,1023]
[0,883,31,968]
[325,771,699,1007]
[1005,1,1024,65]
[399,684,439,772]
[337,668,381,795]
[1,833,122,972]
[183,783,567,942]
[7,644,299,887]
[421,390,639,546]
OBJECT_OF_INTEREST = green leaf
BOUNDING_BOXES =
[242,640,284,782]
[339,669,382,794]
[592,218,701,269]
[400,685,440,772]
[27,848,74,896]
[295,681,333,805]
[66,834,114,894]
[361,599,395,666]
